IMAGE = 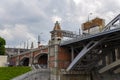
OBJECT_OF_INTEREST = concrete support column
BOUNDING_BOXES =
[102,57,106,66]
[16,56,20,66]
[54,44,59,80]
[115,48,120,60]
[29,51,33,66]
[118,48,120,59]
[16,49,20,66]
[106,55,110,65]
[110,51,113,63]
[54,45,58,68]
[71,46,74,61]
[48,45,50,68]
[115,48,119,60]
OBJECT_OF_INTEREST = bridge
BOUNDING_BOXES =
[9,14,120,80]
[59,14,120,80]
[9,46,48,68]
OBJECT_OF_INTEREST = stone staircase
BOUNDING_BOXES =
[11,68,50,80]
[32,64,47,70]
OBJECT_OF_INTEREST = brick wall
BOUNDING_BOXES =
[58,47,71,69]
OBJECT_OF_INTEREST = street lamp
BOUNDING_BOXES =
[88,13,92,21]
[38,33,43,47]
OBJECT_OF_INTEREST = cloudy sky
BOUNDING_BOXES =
[0,0,120,48]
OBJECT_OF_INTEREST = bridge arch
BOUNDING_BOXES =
[34,53,48,68]
[20,57,30,66]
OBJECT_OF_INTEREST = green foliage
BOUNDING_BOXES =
[0,66,31,80]
[0,37,6,55]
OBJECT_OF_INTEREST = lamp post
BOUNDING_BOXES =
[88,13,92,21]
[26,38,31,49]
[38,32,43,47]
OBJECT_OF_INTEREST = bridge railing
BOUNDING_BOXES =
[60,33,90,45]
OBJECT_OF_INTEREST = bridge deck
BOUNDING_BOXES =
[60,27,120,46]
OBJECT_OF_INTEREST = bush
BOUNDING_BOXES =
[0,37,6,55]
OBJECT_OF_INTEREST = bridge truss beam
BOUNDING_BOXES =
[67,38,105,71]
[102,14,120,32]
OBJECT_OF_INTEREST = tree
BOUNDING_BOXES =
[0,37,6,55]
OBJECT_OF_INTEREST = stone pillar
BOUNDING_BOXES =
[16,56,20,66]
[54,40,59,80]
[29,50,33,66]
[16,49,20,66]
[54,44,58,68]
[48,44,50,68]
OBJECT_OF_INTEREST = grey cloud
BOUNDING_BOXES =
[0,0,119,48]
